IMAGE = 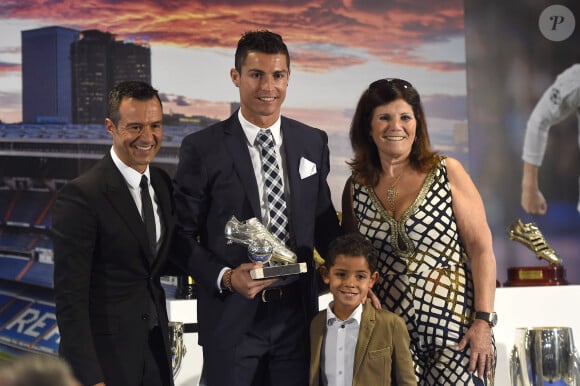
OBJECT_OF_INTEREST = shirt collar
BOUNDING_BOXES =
[326,301,363,327]
[109,146,150,189]
[238,109,282,146]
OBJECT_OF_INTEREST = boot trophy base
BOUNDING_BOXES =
[504,265,568,287]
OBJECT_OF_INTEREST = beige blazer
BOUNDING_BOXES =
[309,300,417,386]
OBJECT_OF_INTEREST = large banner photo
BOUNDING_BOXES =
[465,0,580,285]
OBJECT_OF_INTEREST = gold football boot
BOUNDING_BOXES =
[508,219,562,266]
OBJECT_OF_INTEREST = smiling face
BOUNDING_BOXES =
[230,51,289,128]
[105,96,163,173]
[370,98,416,162]
[322,254,378,320]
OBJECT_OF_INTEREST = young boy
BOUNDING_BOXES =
[309,233,417,386]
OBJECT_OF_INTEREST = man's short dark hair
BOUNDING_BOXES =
[234,30,290,73]
[325,233,378,272]
[107,81,161,125]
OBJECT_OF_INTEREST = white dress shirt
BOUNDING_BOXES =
[110,147,162,251]
[321,302,363,386]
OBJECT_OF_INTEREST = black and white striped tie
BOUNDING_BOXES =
[256,129,290,244]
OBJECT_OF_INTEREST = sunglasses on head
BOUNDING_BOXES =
[367,78,413,93]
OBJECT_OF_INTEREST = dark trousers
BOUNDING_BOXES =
[142,326,172,386]
[202,293,309,386]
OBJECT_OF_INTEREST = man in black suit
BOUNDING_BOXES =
[52,81,175,386]
[173,30,342,386]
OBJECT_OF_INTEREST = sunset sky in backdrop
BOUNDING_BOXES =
[0,0,467,202]
[0,0,466,125]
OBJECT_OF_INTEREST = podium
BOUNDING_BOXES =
[504,265,568,287]
[493,285,580,385]
[166,299,203,386]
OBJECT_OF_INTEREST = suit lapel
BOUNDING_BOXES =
[281,119,308,244]
[150,168,174,269]
[311,311,326,385]
[282,120,301,197]
[224,114,262,218]
[353,302,375,378]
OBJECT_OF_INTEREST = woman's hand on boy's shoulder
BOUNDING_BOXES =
[366,288,381,310]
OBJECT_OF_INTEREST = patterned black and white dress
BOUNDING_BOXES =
[351,157,495,385]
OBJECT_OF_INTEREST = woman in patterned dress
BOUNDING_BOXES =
[341,78,497,385]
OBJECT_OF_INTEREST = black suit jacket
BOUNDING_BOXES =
[52,153,175,386]
[173,112,342,349]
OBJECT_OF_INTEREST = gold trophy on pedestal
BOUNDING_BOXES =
[504,219,568,286]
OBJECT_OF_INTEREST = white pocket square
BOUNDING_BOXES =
[299,157,317,179]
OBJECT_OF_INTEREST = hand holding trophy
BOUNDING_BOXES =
[225,216,307,279]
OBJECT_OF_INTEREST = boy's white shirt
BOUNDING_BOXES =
[321,302,363,386]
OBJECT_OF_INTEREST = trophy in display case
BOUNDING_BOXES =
[510,326,580,385]
[168,321,187,378]
[224,216,307,279]
[505,219,567,286]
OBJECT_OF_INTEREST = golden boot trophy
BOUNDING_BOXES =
[505,219,567,286]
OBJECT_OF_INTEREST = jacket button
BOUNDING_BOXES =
[141,314,150,320]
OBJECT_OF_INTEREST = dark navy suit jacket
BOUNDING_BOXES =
[173,111,341,349]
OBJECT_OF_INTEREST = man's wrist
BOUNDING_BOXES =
[222,269,234,292]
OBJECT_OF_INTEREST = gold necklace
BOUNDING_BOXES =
[386,174,402,214]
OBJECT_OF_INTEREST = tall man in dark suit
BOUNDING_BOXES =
[52,81,175,386]
[173,30,342,386]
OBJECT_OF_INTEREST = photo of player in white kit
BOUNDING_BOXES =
[521,63,580,215]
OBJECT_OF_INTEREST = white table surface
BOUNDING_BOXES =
[168,285,580,386]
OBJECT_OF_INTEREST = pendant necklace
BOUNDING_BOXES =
[386,173,402,215]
